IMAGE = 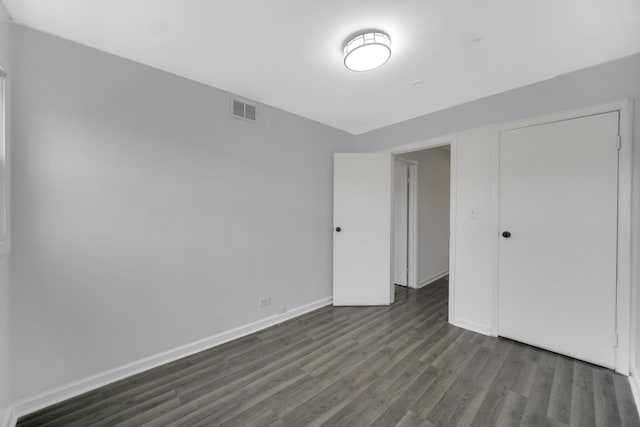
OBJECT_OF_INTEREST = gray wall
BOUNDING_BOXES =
[8,24,354,401]
[357,53,640,371]
[0,2,8,21]
[0,17,12,420]
[401,147,450,286]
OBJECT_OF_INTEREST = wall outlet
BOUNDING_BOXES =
[276,306,287,315]
[260,297,271,308]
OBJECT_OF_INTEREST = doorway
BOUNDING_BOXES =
[393,146,451,292]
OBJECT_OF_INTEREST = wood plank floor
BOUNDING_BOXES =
[18,277,639,426]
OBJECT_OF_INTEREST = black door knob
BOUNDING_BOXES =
[335,227,341,232]
[502,231,511,238]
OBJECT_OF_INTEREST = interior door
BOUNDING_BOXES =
[499,112,619,368]
[393,163,409,286]
[333,153,393,306]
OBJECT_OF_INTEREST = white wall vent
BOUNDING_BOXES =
[231,98,258,122]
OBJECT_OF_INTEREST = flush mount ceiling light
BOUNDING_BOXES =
[343,31,391,72]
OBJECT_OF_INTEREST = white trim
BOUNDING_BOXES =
[631,99,639,385]
[416,270,449,289]
[448,139,458,327]
[629,372,640,419]
[5,296,333,424]
[408,163,418,288]
[616,99,634,376]
[382,136,456,320]
[490,130,500,337]
[396,157,419,289]
[495,101,631,134]
[392,157,418,289]
[0,69,10,258]
[384,134,457,156]
[493,100,633,375]
[452,317,491,336]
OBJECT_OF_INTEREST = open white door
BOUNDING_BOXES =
[499,112,619,368]
[333,153,393,306]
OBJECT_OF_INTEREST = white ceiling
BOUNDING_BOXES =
[4,0,640,134]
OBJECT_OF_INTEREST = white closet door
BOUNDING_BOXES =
[333,153,393,306]
[393,163,408,286]
[499,112,619,368]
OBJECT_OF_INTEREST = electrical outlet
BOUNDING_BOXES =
[276,306,287,315]
[260,297,271,308]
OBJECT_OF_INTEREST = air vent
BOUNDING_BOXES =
[231,98,258,122]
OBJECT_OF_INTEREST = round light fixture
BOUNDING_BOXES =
[343,31,391,72]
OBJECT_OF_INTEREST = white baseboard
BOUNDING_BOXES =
[3,296,333,427]
[452,317,491,336]
[416,270,449,289]
[629,370,640,419]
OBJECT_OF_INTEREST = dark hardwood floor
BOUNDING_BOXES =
[17,278,639,426]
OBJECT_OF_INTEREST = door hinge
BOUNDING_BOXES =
[617,136,622,151]
[615,332,619,348]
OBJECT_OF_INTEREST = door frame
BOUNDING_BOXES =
[379,99,633,375]
[386,140,456,319]
[493,100,633,374]
[394,157,418,288]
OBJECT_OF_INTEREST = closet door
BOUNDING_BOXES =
[499,112,619,368]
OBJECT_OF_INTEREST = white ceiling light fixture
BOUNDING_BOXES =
[343,30,391,72]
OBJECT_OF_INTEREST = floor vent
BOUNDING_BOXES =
[231,98,258,122]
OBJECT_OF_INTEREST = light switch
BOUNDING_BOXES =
[469,208,478,219]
